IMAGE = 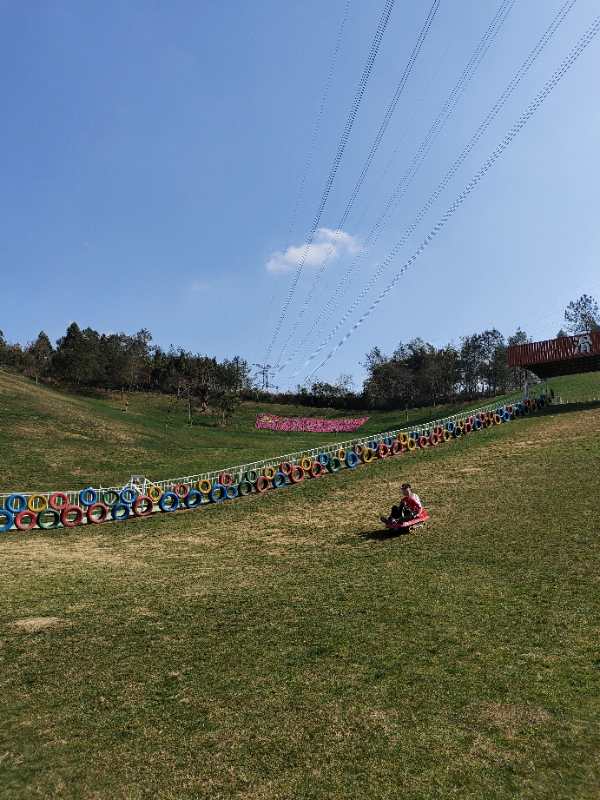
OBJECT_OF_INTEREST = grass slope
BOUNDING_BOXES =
[1,400,600,799]
[0,370,529,492]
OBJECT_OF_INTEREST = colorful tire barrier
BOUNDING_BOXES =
[255,476,271,493]
[345,451,359,469]
[87,503,109,524]
[133,496,153,516]
[159,492,179,512]
[79,487,98,507]
[37,509,60,530]
[101,489,120,507]
[198,479,212,495]
[61,506,84,528]
[184,486,205,508]
[290,465,305,483]
[120,487,138,505]
[0,395,548,532]
[272,472,287,489]
[6,494,27,513]
[15,510,37,531]
[210,484,226,503]
[0,508,15,532]
[28,494,48,512]
[111,503,131,521]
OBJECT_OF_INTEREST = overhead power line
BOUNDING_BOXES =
[285,0,352,244]
[279,0,516,374]
[303,12,600,380]
[288,0,576,379]
[275,0,441,367]
[263,0,396,363]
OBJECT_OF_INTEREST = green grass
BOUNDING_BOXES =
[1,397,600,798]
[0,370,529,493]
[544,372,600,403]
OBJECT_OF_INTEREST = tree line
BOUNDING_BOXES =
[0,294,597,417]
[0,322,252,424]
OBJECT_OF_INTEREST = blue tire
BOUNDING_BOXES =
[225,484,239,499]
[473,419,482,431]
[317,453,330,468]
[184,489,204,509]
[111,503,131,521]
[0,508,15,532]
[446,422,455,433]
[120,487,138,506]
[272,472,287,489]
[6,494,27,513]
[159,491,179,512]
[79,487,98,507]
[345,451,359,469]
[210,484,226,503]
[383,436,393,447]
[328,456,341,472]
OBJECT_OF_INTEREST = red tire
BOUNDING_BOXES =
[49,492,69,511]
[279,461,292,475]
[86,503,109,524]
[15,510,37,531]
[377,442,389,458]
[289,465,305,483]
[429,433,439,446]
[218,472,233,487]
[133,496,153,517]
[309,462,325,478]
[173,483,189,499]
[391,441,401,455]
[418,436,429,449]
[61,505,84,528]
[255,476,271,493]
[464,422,472,433]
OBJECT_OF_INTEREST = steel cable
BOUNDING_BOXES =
[302,13,600,379]
[263,0,396,363]
[287,0,576,379]
[275,0,441,366]
[279,0,516,374]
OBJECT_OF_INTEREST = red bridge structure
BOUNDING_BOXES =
[507,331,600,378]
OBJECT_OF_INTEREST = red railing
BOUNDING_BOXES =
[507,332,600,367]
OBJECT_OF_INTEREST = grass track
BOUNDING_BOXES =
[0,370,529,493]
[1,400,600,798]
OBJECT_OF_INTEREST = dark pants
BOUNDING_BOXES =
[390,504,417,522]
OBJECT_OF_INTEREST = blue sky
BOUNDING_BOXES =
[1,1,599,389]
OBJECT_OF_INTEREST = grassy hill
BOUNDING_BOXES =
[1,387,599,798]
[0,370,533,493]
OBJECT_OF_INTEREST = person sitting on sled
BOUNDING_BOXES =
[381,482,422,525]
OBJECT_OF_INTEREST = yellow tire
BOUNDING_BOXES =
[407,438,417,451]
[337,448,346,461]
[300,457,312,471]
[263,466,276,479]
[362,448,375,463]
[198,479,212,494]
[28,494,48,512]
[147,485,162,502]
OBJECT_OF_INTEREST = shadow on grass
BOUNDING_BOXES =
[358,528,411,542]
[539,400,600,416]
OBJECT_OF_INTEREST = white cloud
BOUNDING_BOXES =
[266,227,360,274]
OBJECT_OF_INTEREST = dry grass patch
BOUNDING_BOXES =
[9,617,67,633]
[479,702,552,738]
